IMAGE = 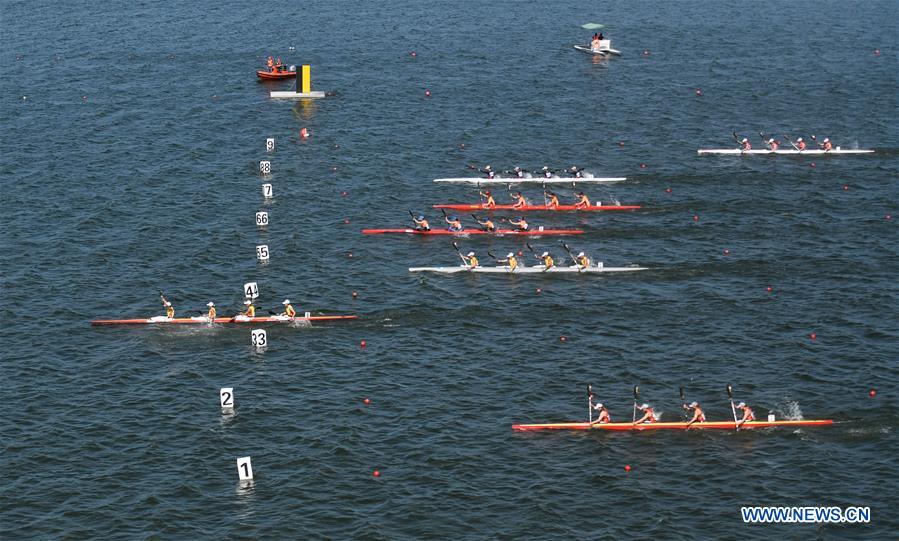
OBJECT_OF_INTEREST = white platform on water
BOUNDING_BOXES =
[270,91,326,99]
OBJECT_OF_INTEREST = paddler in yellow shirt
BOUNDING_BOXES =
[575,251,590,268]
[462,251,479,268]
[537,251,554,270]
[159,292,174,318]
[239,299,255,318]
[206,302,216,319]
[280,299,296,317]
[499,252,519,272]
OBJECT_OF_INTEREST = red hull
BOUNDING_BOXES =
[512,419,834,431]
[433,203,641,212]
[361,228,584,236]
[256,70,297,80]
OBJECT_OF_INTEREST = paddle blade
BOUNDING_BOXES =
[452,241,459,251]
[587,385,593,398]
[727,384,734,398]
[487,251,497,259]
[679,386,685,401]
[633,385,640,399]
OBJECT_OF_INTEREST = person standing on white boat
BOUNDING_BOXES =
[590,35,602,52]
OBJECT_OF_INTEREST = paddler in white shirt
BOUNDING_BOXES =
[508,216,529,231]
[538,166,554,179]
[280,299,296,317]
[735,402,755,427]
[568,166,584,178]
[479,165,495,179]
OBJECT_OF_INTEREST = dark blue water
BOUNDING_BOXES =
[2,1,897,539]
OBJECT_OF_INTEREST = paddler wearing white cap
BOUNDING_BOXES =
[575,251,590,268]
[740,137,751,151]
[159,292,174,318]
[796,137,807,150]
[239,299,255,318]
[461,251,479,268]
[280,299,296,318]
[498,252,518,271]
[634,403,657,424]
[591,401,611,424]
[735,402,755,427]
[538,250,554,269]
[684,400,706,428]
[206,302,216,319]
[765,137,779,151]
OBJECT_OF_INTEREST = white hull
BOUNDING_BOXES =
[697,148,874,156]
[433,176,627,185]
[409,265,647,274]
[573,45,622,56]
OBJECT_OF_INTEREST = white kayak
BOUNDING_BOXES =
[697,148,874,156]
[574,40,622,56]
[409,264,647,274]
[433,176,627,185]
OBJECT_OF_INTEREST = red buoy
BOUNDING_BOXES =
[360,340,367,348]
[411,51,417,57]
[299,127,310,139]
[886,214,893,221]
[642,49,650,56]
[869,389,877,397]
[843,184,849,191]
[352,291,358,298]
[373,469,380,477]
[363,398,371,405]
[695,88,702,96]
[809,332,817,341]
[536,288,541,294]
[693,215,699,222]
[341,191,348,196]
[459,143,466,149]
[559,336,567,342]
[618,141,625,147]
[640,163,647,169]
[766,286,773,293]
[665,187,672,193]
[810,162,816,168]
[343,218,350,224]
[723,249,730,255]
[874,49,881,56]
[347,252,353,258]
[624,464,631,472]
[424,89,431,97]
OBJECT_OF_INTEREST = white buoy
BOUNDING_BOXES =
[220,387,234,410]
[597,261,604,269]
[261,183,273,199]
[255,211,269,227]
[304,311,311,318]
[256,244,270,262]
[251,329,267,348]
[236,456,253,480]
[243,282,259,299]
[259,160,271,175]
[266,138,275,152]
[768,413,776,422]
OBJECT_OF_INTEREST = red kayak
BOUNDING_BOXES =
[361,228,584,236]
[512,419,834,431]
[256,69,297,80]
[433,203,641,212]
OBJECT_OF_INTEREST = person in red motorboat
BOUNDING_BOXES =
[266,56,275,72]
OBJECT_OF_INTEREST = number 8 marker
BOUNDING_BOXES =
[259,160,271,175]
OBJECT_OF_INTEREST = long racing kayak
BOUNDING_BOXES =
[362,228,583,236]
[512,419,834,431]
[433,203,641,212]
[433,177,627,185]
[697,149,874,156]
[410,265,646,274]
[91,315,358,326]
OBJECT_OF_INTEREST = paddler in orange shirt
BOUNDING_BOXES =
[591,402,611,424]
[634,403,657,424]
[544,190,560,208]
[479,190,496,208]
[765,138,779,151]
[820,137,833,151]
[740,138,751,151]
[474,215,496,232]
[575,251,590,268]
[206,302,216,319]
[511,191,527,210]
[574,192,591,209]
[684,401,706,429]
[796,137,807,150]
[280,299,296,317]
[735,402,755,427]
